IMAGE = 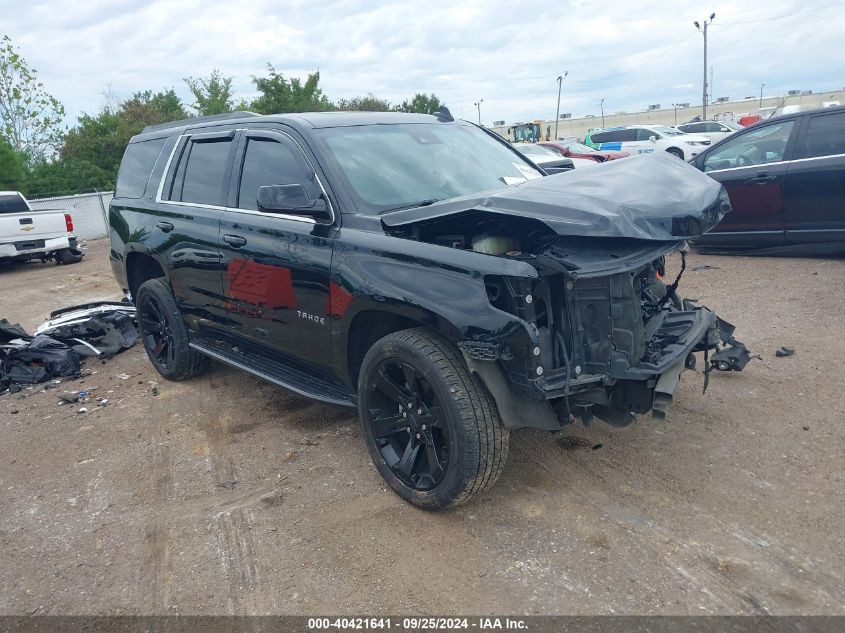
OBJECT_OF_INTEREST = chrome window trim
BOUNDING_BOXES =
[154,129,334,226]
[704,152,845,175]
[235,128,336,224]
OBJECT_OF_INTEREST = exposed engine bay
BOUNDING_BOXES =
[385,208,750,429]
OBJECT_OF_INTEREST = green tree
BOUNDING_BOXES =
[184,69,235,116]
[0,135,27,190]
[0,34,65,162]
[394,93,442,115]
[335,94,392,112]
[249,66,333,114]
[26,88,189,195]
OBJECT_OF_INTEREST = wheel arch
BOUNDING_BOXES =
[125,250,168,301]
[342,301,463,390]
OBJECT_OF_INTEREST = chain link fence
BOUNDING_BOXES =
[27,191,113,240]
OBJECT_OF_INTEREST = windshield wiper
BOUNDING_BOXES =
[380,199,440,214]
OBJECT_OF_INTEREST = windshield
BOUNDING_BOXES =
[652,125,684,136]
[315,123,542,214]
[565,142,597,153]
[722,120,744,131]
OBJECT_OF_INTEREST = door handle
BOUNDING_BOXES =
[156,221,174,232]
[223,234,247,248]
[745,174,776,184]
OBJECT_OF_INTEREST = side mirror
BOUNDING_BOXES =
[257,184,330,220]
[649,136,657,142]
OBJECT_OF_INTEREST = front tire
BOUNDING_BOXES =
[135,278,209,381]
[666,147,684,159]
[358,328,509,510]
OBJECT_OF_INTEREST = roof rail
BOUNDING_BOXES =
[142,111,260,134]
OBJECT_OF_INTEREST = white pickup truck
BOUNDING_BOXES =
[0,191,83,265]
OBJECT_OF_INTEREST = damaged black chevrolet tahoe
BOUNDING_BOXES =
[109,110,749,509]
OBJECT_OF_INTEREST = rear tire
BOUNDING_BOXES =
[666,147,684,159]
[358,328,509,510]
[56,248,83,265]
[135,278,209,381]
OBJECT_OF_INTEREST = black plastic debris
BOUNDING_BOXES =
[35,301,138,358]
[775,346,795,358]
[1,301,138,395]
[1,335,81,391]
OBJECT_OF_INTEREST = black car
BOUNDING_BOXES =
[109,110,748,509]
[690,105,845,251]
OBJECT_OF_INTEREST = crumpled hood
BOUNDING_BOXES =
[381,152,730,241]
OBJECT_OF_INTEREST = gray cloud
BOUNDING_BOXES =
[1,0,840,126]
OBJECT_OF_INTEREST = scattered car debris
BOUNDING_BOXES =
[776,346,796,358]
[690,264,721,271]
[1,301,138,396]
[149,381,159,397]
[78,407,88,414]
[215,480,239,490]
[59,392,80,404]
[117,373,130,380]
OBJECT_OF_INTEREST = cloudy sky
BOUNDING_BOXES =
[2,0,842,126]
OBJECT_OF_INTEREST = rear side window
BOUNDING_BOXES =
[237,137,317,210]
[803,112,845,158]
[115,138,167,198]
[0,193,29,214]
[170,137,233,205]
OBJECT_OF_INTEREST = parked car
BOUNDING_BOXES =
[585,125,711,160]
[0,191,82,265]
[690,105,845,251]
[541,140,629,162]
[677,120,743,142]
[513,143,598,171]
[110,110,748,509]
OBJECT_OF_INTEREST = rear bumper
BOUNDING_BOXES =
[0,235,73,259]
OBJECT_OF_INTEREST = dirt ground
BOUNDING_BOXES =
[1,238,843,616]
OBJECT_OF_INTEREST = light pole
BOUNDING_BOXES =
[473,99,483,125]
[694,13,715,121]
[759,83,765,108]
[555,70,568,140]
[672,103,680,126]
[600,98,605,127]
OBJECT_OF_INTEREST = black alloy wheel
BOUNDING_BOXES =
[365,358,450,491]
[358,328,509,510]
[139,292,176,371]
[135,278,209,381]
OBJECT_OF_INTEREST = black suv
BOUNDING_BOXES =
[109,110,748,509]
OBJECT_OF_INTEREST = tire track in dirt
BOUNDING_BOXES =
[196,369,272,614]
[504,430,844,613]
[137,393,176,613]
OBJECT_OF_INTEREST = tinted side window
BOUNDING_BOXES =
[803,112,845,158]
[176,138,233,205]
[636,129,654,141]
[237,137,316,210]
[702,120,795,171]
[590,132,610,144]
[687,123,705,133]
[115,138,167,198]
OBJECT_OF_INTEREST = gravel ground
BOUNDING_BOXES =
[1,238,843,615]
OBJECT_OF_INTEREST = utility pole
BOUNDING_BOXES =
[672,103,680,126]
[759,83,765,108]
[600,98,605,127]
[473,99,483,125]
[555,70,568,140]
[694,13,715,121]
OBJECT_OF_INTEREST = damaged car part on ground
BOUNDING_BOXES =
[108,110,750,509]
[0,302,138,394]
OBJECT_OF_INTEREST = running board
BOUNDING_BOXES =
[189,338,356,408]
